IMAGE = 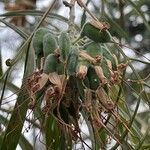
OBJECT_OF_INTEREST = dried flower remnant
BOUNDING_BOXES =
[117,63,127,71]
[90,20,110,31]
[91,100,103,128]
[110,71,121,85]
[26,71,49,109]
[106,59,115,77]
[96,87,114,111]
[79,51,101,65]
[94,66,107,85]
[76,65,88,79]
[83,89,92,112]
[48,72,63,93]
[95,55,102,63]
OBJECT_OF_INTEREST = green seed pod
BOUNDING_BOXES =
[81,22,111,43]
[32,27,50,56]
[84,41,103,60]
[100,58,111,79]
[56,63,64,75]
[43,54,58,74]
[67,46,79,76]
[43,33,58,57]
[58,31,71,62]
[87,66,100,90]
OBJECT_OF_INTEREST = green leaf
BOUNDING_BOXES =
[0,68,10,106]
[19,135,33,150]
[0,114,33,150]
[0,47,3,77]
[0,45,35,150]
[45,115,63,150]
[104,14,128,38]
[135,126,150,150]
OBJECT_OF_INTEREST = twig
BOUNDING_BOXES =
[129,58,150,65]
[0,68,11,106]
[7,0,57,66]
[76,0,99,21]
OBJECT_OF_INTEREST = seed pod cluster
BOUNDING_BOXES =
[28,24,127,141]
[31,28,81,130]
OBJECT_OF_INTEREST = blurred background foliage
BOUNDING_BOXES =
[0,0,150,150]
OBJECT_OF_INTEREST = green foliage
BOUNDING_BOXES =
[33,27,50,56]
[43,33,58,57]
[43,54,58,74]
[59,31,71,62]
[66,46,79,76]
[81,22,111,43]
[84,41,103,57]
[0,0,149,150]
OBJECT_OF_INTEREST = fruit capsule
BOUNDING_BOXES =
[58,31,71,62]
[80,21,111,43]
[66,46,79,76]
[32,27,50,56]
[43,54,58,74]
[43,33,58,57]
[84,41,103,57]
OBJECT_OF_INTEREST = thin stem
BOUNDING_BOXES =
[76,0,99,21]
[109,41,150,62]
[101,0,105,15]
[129,58,150,65]
[135,126,150,150]
[8,0,57,66]
[110,39,149,149]
[118,0,125,30]
[0,67,11,106]
[111,90,142,150]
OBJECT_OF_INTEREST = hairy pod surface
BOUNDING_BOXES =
[56,63,64,75]
[58,31,71,62]
[84,41,103,58]
[81,22,111,43]
[100,58,111,79]
[32,27,50,56]
[67,46,79,76]
[43,33,58,57]
[43,54,58,74]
